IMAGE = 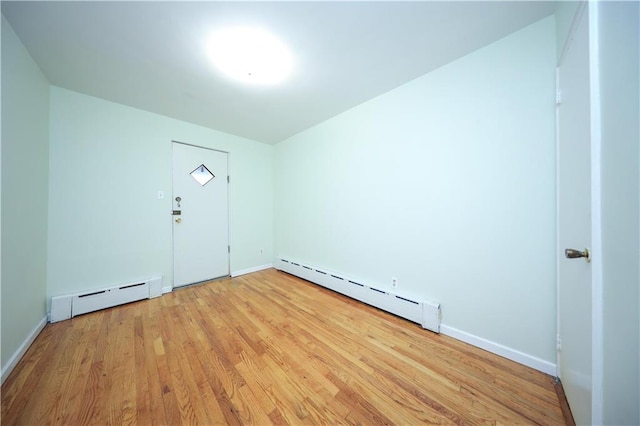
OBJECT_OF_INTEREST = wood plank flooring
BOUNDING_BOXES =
[2,268,567,425]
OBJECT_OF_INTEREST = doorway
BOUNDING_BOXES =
[556,3,600,424]
[172,142,230,288]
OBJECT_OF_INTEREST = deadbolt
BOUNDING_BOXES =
[565,248,590,262]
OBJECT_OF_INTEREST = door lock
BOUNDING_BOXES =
[175,218,182,223]
[564,248,590,262]
[175,196,181,208]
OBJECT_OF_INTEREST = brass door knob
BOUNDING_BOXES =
[175,218,182,223]
[565,248,590,262]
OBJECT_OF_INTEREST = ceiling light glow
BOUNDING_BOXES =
[207,27,293,85]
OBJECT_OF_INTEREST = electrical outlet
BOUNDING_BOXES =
[392,277,398,288]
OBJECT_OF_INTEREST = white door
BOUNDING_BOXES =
[172,142,229,287]
[557,5,594,425]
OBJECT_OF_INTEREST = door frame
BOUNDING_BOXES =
[586,3,603,421]
[555,1,604,422]
[171,140,231,288]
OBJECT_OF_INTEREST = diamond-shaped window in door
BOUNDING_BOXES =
[190,164,215,186]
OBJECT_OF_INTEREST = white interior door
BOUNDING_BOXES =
[172,142,229,287]
[557,5,593,425]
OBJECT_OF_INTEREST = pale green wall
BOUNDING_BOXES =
[47,87,273,299]
[0,16,2,374]
[275,17,557,362]
[1,17,49,370]
[555,1,582,63]
[598,2,639,424]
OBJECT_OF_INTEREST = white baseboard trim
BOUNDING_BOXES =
[439,324,556,376]
[162,286,173,294]
[231,263,273,278]
[1,316,47,385]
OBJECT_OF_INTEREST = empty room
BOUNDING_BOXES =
[1,1,638,424]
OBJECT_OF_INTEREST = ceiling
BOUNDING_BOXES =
[2,1,556,144]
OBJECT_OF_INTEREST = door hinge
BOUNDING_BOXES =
[228,245,230,253]
[555,89,562,105]
[227,175,230,183]
[556,334,562,351]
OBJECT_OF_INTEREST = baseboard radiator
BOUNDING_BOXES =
[50,276,163,323]
[276,258,441,333]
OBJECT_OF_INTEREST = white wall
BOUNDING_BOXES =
[275,17,557,364]
[597,2,639,424]
[47,87,273,300]
[1,17,49,375]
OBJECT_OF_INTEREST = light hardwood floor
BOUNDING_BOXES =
[2,268,567,425]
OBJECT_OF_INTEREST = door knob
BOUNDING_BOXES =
[175,218,182,223]
[565,248,590,262]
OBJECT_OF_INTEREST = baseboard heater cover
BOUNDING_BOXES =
[276,258,441,333]
[50,276,163,323]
